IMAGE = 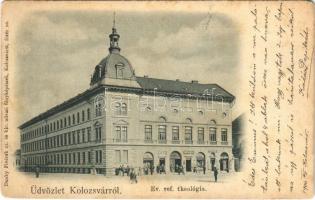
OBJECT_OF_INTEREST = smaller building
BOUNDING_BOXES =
[232,114,245,172]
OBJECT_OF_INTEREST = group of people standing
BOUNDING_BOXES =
[115,164,219,182]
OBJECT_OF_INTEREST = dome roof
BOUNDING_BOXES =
[90,52,136,85]
[90,24,137,86]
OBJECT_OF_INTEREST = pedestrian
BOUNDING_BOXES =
[35,166,40,178]
[181,165,185,175]
[203,165,206,175]
[213,167,218,182]
[150,165,154,175]
[129,169,133,183]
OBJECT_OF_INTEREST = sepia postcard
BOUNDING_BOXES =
[0,1,314,198]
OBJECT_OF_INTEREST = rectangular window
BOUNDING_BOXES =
[64,117,67,127]
[57,154,60,164]
[65,153,68,164]
[68,133,71,145]
[198,127,204,143]
[115,126,121,142]
[96,127,102,141]
[82,152,86,164]
[88,151,91,163]
[221,128,228,142]
[77,152,80,164]
[158,125,167,142]
[72,132,76,144]
[77,130,80,144]
[73,153,76,164]
[99,150,102,163]
[68,116,71,126]
[172,126,179,141]
[87,127,91,142]
[64,134,67,146]
[144,125,152,141]
[122,150,128,164]
[77,112,80,124]
[60,135,63,146]
[72,114,75,125]
[82,129,86,143]
[115,150,121,163]
[185,126,193,142]
[82,110,85,122]
[87,108,90,120]
[95,103,102,117]
[53,137,56,147]
[210,127,217,142]
[68,153,72,164]
[122,126,127,142]
[96,150,101,163]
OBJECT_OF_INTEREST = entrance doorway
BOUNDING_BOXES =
[185,159,192,172]
[159,158,165,166]
[220,152,229,172]
[143,152,154,167]
[170,151,181,173]
[210,153,216,171]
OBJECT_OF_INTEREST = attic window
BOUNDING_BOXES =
[115,63,124,79]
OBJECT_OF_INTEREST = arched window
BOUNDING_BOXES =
[159,116,167,122]
[95,102,102,117]
[121,103,127,115]
[115,63,124,79]
[196,152,205,168]
[114,102,128,116]
[209,119,216,125]
[185,118,193,124]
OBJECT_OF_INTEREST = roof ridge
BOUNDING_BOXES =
[136,76,215,85]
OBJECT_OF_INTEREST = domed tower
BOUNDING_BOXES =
[90,15,140,88]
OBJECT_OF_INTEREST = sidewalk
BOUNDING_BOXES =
[23,170,235,183]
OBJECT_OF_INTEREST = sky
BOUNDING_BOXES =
[15,10,241,125]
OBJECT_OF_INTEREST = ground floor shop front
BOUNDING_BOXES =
[107,145,234,175]
[21,145,234,175]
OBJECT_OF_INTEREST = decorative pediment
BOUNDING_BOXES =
[113,119,129,125]
[94,121,103,127]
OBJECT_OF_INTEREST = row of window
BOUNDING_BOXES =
[22,127,99,152]
[22,108,91,142]
[144,125,228,143]
[24,150,102,165]
[22,102,128,142]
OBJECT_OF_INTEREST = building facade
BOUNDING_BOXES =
[19,24,235,175]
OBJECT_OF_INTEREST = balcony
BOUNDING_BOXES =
[158,140,167,144]
[197,140,205,144]
[185,140,193,144]
[209,141,217,145]
[144,139,153,144]
[221,141,228,145]
[171,140,180,144]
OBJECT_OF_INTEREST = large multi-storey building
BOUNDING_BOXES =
[19,23,235,175]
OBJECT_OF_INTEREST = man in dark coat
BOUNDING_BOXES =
[213,167,218,182]
[35,166,40,178]
[203,165,206,174]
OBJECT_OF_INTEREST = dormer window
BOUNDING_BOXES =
[115,63,124,79]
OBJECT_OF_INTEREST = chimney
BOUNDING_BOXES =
[144,75,148,78]
[176,79,180,81]
[191,80,198,84]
